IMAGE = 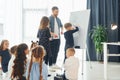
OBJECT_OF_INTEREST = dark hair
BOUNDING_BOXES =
[10,45,17,55]
[28,46,45,80]
[0,40,9,50]
[52,6,59,11]
[39,16,49,30]
[11,43,28,80]
[30,41,38,50]
[64,23,72,29]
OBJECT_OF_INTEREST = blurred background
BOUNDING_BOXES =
[0,0,87,46]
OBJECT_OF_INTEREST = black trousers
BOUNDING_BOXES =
[50,39,60,64]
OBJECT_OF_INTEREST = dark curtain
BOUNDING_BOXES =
[87,0,120,61]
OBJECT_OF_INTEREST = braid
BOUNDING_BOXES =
[28,54,33,80]
[28,46,45,80]
[40,57,43,80]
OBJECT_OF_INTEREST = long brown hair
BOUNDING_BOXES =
[27,46,45,80]
[39,16,49,30]
[11,43,28,80]
[0,40,9,50]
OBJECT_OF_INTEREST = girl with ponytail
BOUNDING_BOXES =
[27,46,48,80]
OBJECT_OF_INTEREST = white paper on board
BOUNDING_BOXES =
[69,10,90,49]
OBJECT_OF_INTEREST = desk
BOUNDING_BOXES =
[102,42,120,80]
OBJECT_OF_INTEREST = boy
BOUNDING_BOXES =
[64,48,79,80]
[64,23,79,59]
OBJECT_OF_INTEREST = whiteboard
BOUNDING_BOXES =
[69,10,90,49]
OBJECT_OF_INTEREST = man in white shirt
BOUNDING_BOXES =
[64,48,79,80]
[49,6,63,66]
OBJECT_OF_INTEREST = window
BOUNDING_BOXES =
[23,0,48,42]
[23,9,47,41]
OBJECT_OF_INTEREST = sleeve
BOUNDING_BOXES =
[64,59,70,71]
[60,19,63,27]
[47,28,51,38]
[71,27,79,33]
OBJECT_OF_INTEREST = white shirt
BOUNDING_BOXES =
[64,56,79,80]
[54,18,60,39]
[7,55,15,79]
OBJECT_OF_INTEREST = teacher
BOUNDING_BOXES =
[49,6,63,66]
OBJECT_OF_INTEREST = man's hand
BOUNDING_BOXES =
[54,34,58,38]
[61,31,64,34]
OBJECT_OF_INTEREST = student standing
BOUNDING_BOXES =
[0,40,11,79]
[27,46,48,80]
[11,43,29,80]
[49,6,63,65]
[64,23,79,60]
[37,16,52,66]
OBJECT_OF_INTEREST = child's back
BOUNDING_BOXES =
[64,48,79,80]
[64,56,79,80]
[64,27,79,49]
[29,62,48,80]
[64,23,79,50]
[27,46,48,80]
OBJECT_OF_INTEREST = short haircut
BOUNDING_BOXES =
[10,45,17,54]
[66,48,75,54]
[52,6,59,11]
[64,23,72,29]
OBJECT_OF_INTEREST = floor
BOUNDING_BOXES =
[47,61,120,80]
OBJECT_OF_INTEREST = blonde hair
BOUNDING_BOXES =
[0,40,9,50]
[66,48,75,56]
[27,46,45,80]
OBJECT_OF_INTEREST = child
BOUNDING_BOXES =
[27,41,39,60]
[30,41,38,50]
[27,46,48,80]
[0,40,11,79]
[37,16,52,66]
[11,43,29,80]
[64,48,79,80]
[7,45,17,79]
[64,23,79,60]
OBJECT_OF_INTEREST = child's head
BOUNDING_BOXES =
[39,16,49,30]
[12,43,29,80]
[10,45,17,55]
[28,46,45,80]
[0,40,9,50]
[64,23,72,31]
[66,48,75,58]
[30,41,38,50]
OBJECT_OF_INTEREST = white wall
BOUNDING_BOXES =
[0,0,87,47]
[4,0,23,47]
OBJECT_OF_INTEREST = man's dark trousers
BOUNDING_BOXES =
[50,39,60,64]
